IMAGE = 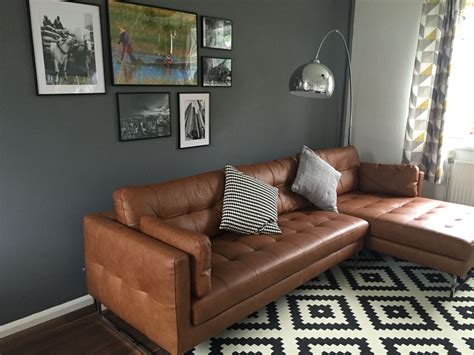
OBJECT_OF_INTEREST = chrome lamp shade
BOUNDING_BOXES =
[289,60,335,98]
[289,29,353,146]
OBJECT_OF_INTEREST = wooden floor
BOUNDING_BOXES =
[0,306,167,355]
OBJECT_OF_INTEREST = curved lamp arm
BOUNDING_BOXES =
[289,29,353,146]
[315,29,353,146]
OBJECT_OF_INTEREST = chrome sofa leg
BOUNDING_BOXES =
[450,275,458,299]
[94,298,155,355]
[353,251,359,271]
[94,298,102,316]
[450,272,473,299]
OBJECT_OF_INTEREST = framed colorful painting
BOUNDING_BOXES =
[108,0,198,86]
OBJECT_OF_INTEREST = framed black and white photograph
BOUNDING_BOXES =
[202,16,232,50]
[28,0,106,95]
[117,93,171,142]
[202,57,232,87]
[178,93,210,149]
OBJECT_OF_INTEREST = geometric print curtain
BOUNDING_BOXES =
[402,0,461,183]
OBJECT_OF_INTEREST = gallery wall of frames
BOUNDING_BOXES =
[28,0,233,148]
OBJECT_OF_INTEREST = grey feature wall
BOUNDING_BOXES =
[0,0,352,324]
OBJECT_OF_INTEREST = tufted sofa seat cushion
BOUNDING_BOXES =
[338,192,474,262]
[191,209,368,325]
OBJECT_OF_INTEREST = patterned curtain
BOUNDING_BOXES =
[402,0,461,183]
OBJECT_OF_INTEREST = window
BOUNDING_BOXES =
[443,0,474,151]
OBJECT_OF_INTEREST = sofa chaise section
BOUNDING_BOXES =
[337,160,474,282]
[338,192,474,277]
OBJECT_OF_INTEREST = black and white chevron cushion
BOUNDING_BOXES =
[219,165,281,235]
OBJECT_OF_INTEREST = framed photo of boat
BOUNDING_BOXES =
[117,92,171,142]
[107,0,198,86]
[202,57,232,87]
[28,0,106,95]
[178,93,210,149]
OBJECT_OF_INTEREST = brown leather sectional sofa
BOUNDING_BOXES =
[83,145,474,355]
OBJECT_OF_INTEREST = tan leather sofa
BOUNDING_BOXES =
[83,145,474,354]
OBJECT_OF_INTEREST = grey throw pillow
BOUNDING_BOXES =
[291,146,341,212]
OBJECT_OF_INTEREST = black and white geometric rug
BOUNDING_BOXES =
[187,250,474,355]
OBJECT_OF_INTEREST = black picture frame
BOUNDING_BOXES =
[201,16,233,51]
[178,92,211,149]
[117,92,172,142]
[201,56,232,87]
[107,1,199,87]
[27,0,107,95]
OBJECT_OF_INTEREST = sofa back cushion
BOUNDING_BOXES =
[236,156,311,216]
[113,157,308,236]
[113,171,225,236]
[359,162,420,197]
[113,146,361,236]
[316,145,360,195]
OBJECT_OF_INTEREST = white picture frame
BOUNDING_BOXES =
[178,93,210,149]
[28,0,106,95]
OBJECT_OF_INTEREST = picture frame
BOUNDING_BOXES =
[28,0,106,95]
[107,0,198,86]
[202,57,232,87]
[178,93,210,149]
[202,16,232,51]
[117,92,171,142]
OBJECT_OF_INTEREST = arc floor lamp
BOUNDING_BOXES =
[289,29,353,146]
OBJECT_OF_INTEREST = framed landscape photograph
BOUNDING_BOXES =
[202,57,232,87]
[202,16,232,50]
[108,0,198,86]
[117,93,171,142]
[28,0,106,95]
[178,93,210,149]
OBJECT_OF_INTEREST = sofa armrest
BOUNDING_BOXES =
[83,214,191,354]
[140,216,212,298]
[359,162,421,197]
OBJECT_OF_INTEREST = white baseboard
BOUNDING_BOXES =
[0,295,94,339]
